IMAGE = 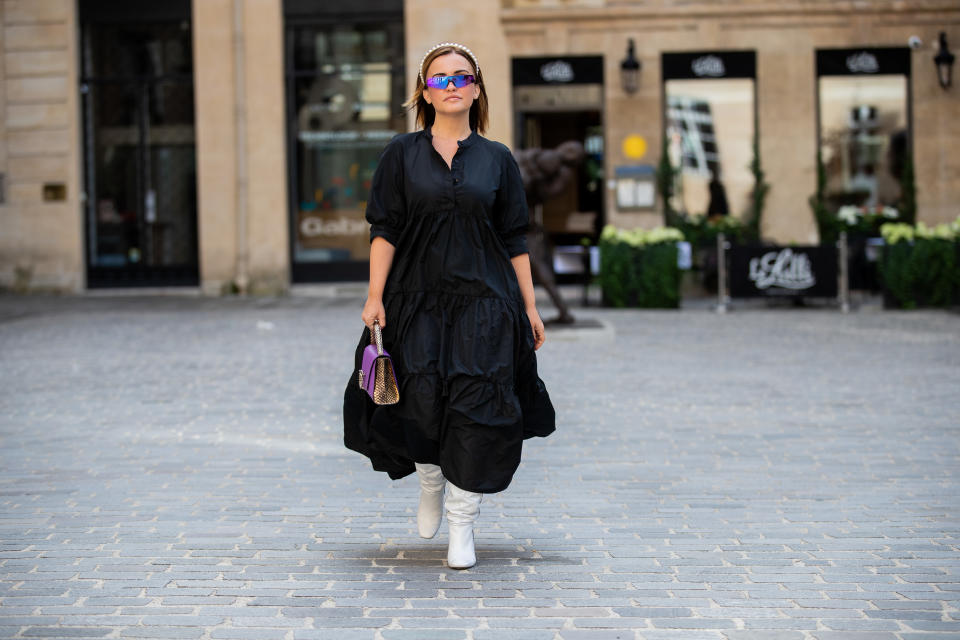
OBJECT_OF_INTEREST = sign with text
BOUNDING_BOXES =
[729,245,838,298]
[816,47,911,77]
[614,165,656,210]
[661,50,756,80]
[512,56,604,86]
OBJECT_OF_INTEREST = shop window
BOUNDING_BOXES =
[285,16,404,281]
[816,49,911,212]
[662,52,756,220]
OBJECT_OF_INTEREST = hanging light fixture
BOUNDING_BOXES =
[621,39,641,95]
[934,31,955,89]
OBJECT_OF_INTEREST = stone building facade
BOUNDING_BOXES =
[0,0,957,293]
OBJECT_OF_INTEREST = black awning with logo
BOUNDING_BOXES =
[816,47,911,77]
[662,51,756,80]
[512,56,604,86]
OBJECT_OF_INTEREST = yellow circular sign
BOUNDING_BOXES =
[622,135,647,159]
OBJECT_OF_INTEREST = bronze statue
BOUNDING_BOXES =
[513,141,586,325]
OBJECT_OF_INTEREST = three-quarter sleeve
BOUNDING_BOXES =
[495,150,530,258]
[365,139,406,247]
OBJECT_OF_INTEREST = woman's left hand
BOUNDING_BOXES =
[527,307,545,350]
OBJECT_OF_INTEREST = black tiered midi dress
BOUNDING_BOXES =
[343,127,556,494]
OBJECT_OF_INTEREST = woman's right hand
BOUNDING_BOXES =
[361,297,386,330]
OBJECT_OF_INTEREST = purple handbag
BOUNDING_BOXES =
[358,321,400,405]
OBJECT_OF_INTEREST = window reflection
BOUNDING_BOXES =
[664,78,755,218]
[83,20,197,272]
[818,76,907,209]
[288,24,404,264]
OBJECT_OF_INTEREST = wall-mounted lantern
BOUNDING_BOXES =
[934,32,955,89]
[621,39,641,94]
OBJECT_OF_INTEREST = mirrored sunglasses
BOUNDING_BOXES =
[425,74,476,89]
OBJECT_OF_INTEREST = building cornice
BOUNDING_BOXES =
[501,1,960,24]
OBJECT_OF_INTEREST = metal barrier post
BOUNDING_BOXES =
[838,231,850,313]
[582,243,591,307]
[716,232,728,314]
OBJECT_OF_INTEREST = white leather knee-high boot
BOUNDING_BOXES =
[445,482,482,569]
[414,463,446,539]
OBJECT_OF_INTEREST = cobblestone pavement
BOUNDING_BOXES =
[0,293,959,640]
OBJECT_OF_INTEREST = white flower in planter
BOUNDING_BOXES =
[837,205,861,225]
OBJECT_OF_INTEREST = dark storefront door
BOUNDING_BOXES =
[513,56,605,284]
[284,1,405,282]
[80,1,198,288]
[519,110,604,244]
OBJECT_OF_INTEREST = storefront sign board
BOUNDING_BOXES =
[729,245,838,298]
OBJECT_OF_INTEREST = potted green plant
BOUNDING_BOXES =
[879,217,960,309]
[598,224,686,308]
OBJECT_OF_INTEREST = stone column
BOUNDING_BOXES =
[193,0,239,295]
[758,32,818,244]
[0,0,82,291]
[913,28,960,226]
[242,0,289,294]
[193,0,289,296]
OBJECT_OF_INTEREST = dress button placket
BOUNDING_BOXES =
[451,156,461,204]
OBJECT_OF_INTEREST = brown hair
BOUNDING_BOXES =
[404,45,489,135]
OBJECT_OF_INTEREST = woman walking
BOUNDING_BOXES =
[343,42,556,569]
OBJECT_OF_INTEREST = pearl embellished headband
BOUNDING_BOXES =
[418,42,480,84]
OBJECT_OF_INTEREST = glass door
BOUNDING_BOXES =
[80,4,198,287]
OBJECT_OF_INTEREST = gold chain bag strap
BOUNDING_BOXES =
[358,321,400,405]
